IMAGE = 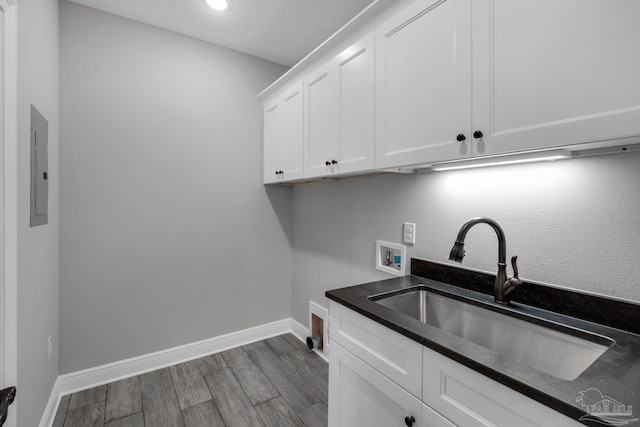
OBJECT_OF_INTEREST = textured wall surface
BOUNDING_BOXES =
[59,2,291,374]
[292,152,640,324]
[16,0,60,425]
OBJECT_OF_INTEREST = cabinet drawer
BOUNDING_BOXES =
[423,347,582,427]
[329,301,422,396]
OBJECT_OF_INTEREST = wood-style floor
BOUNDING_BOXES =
[52,333,328,427]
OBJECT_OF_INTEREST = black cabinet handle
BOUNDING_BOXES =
[275,170,284,175]
[331,159,338,165]
[473,130,484,139]
[325,161,331,166]
[456,133,466,142]
[405,415,416,426]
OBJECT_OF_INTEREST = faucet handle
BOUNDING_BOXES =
[506,255,522,290]
[511,255,519,279]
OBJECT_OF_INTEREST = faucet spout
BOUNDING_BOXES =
[449,217,520,305]
[448,217,506,264]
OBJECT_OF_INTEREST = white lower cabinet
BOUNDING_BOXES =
[422,403,456,427]
[329,342,422,427]
[329,301,423,397]
[423,348,582,427]
[328,303,583,427]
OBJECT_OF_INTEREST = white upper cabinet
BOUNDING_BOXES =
[376,0,640,169]
[263,81,303,183]
[474,0,640,156]
[304,32,375,178]
[376,0,473,169]
[262,0,640,181]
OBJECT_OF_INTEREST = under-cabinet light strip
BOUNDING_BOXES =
[430,149,572,172]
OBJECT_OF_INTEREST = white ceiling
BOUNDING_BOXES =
[66,0,375,67]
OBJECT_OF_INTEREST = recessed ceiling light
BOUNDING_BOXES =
[205,0,228,11]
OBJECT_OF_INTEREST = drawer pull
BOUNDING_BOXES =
[405,415,415,426]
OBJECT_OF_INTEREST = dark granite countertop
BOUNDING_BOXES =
[325,259,640,427]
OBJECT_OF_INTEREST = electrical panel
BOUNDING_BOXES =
[30,105,48,227]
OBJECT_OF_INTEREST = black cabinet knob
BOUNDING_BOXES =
[473,130,484,139]
[325,161,331,166]
[331,159,338,165]
[405,415,416,426]
[456,133,466,142]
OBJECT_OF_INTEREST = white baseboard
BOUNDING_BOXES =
[290,316,309,343]
[39,378,63,427]
[39,318,294,427]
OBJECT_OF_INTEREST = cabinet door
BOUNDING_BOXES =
[376,0,473,169]
[281,83,304,181]
[335,31,375,175]
[329,342,422,427]
[264,100,284,183]
[304,32,376,178]
[473,0,640,156]
[304,65,338,178]
[264,82,304,184]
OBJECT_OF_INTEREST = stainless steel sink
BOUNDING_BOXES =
[369,286,613,381]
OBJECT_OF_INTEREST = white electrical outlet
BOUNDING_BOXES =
[48,335,53,361]
[403,222,416,244]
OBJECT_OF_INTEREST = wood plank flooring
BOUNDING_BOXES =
[52,334,328,427]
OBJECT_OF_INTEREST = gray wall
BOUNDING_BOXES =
[17,0,60,425]
[292,152,640,324]
[59,2,291,374]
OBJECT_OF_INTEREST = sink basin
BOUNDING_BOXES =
[369,286,613,380]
